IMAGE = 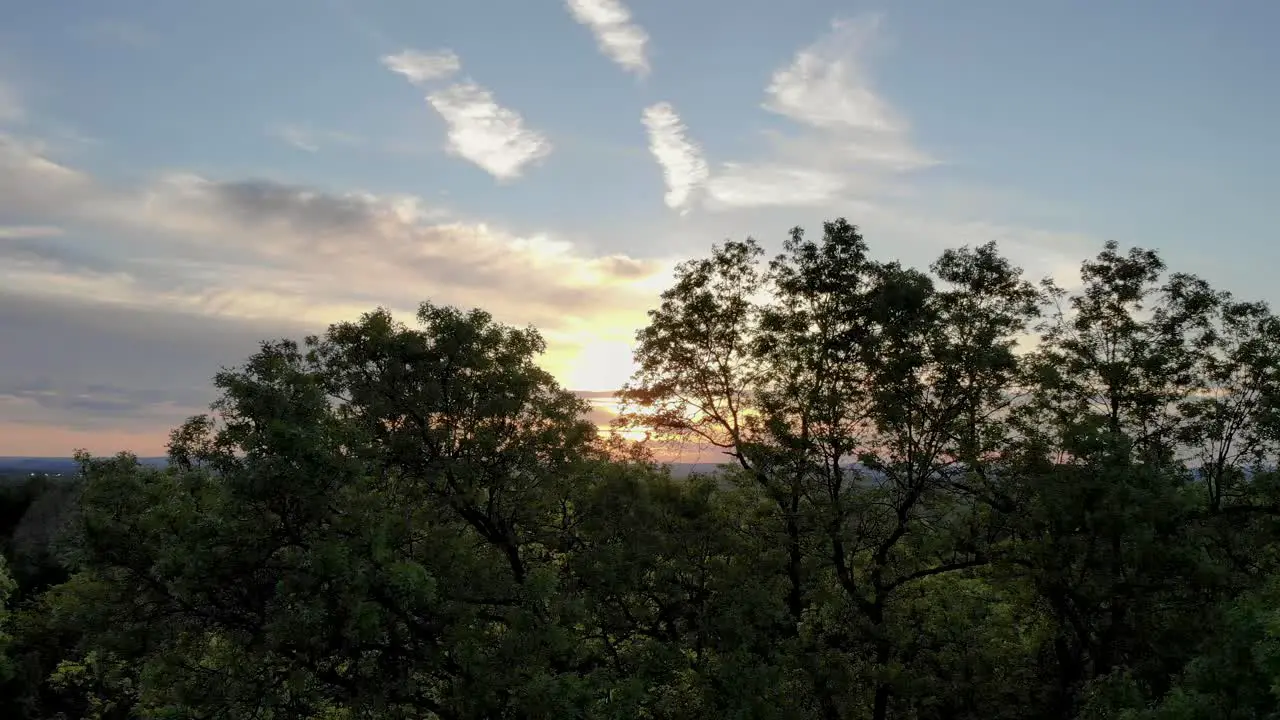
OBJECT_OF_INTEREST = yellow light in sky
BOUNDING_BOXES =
[555,338,638,392]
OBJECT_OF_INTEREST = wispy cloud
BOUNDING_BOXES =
[378,49,551,180]
[0,134,94,214]
[427,83,552,180]
[381,49,461,86]
[564,0,650,77]
[0,225,64,239]
[268,124,364,153]
[763,16,935,171]
[702,15,936,211]
[764,16,897,132]
[706,164,845,210]
[0,80,23,123]
[641,102,708,213]
[0,378,202,428]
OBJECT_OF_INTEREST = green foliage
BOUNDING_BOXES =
[6,221,1280,719]
[620,219,1047,719]
[0,554,16,682]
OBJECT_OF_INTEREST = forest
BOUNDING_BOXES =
[3,218,1280,719]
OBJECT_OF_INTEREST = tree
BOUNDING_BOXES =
[47,304,619,718]
[1006,241,1280,716]
[620,219,1045,719]
[0,554,16,682]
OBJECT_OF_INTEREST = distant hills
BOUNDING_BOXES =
[0,456,167,477]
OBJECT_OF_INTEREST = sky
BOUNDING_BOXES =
[1,0,1278,457]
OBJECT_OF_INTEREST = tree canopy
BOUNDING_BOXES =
[4,218,1280,719]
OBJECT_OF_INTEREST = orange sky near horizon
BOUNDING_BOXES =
[0,320,648,457]
[0,390,727,466]
[0,421,727,466]
[0,421,175,458]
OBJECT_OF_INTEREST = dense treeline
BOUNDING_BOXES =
[4,218,1280,718]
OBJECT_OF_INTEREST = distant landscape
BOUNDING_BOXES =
[0,457,168,478]
[0,457,719,479]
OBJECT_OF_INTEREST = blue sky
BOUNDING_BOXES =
[1,0,1277,455]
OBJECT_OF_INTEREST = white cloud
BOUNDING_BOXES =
[426,83,552,180]
[706,164,846,210]
[764,16,898,133]
[380,53,550,175]
[701,15,937,212]
[641,102,708,213]
[381,49,461,85]
[564,0,650,77]
[762,16,936,171]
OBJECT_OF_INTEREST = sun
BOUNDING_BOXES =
[557,339,638,394]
